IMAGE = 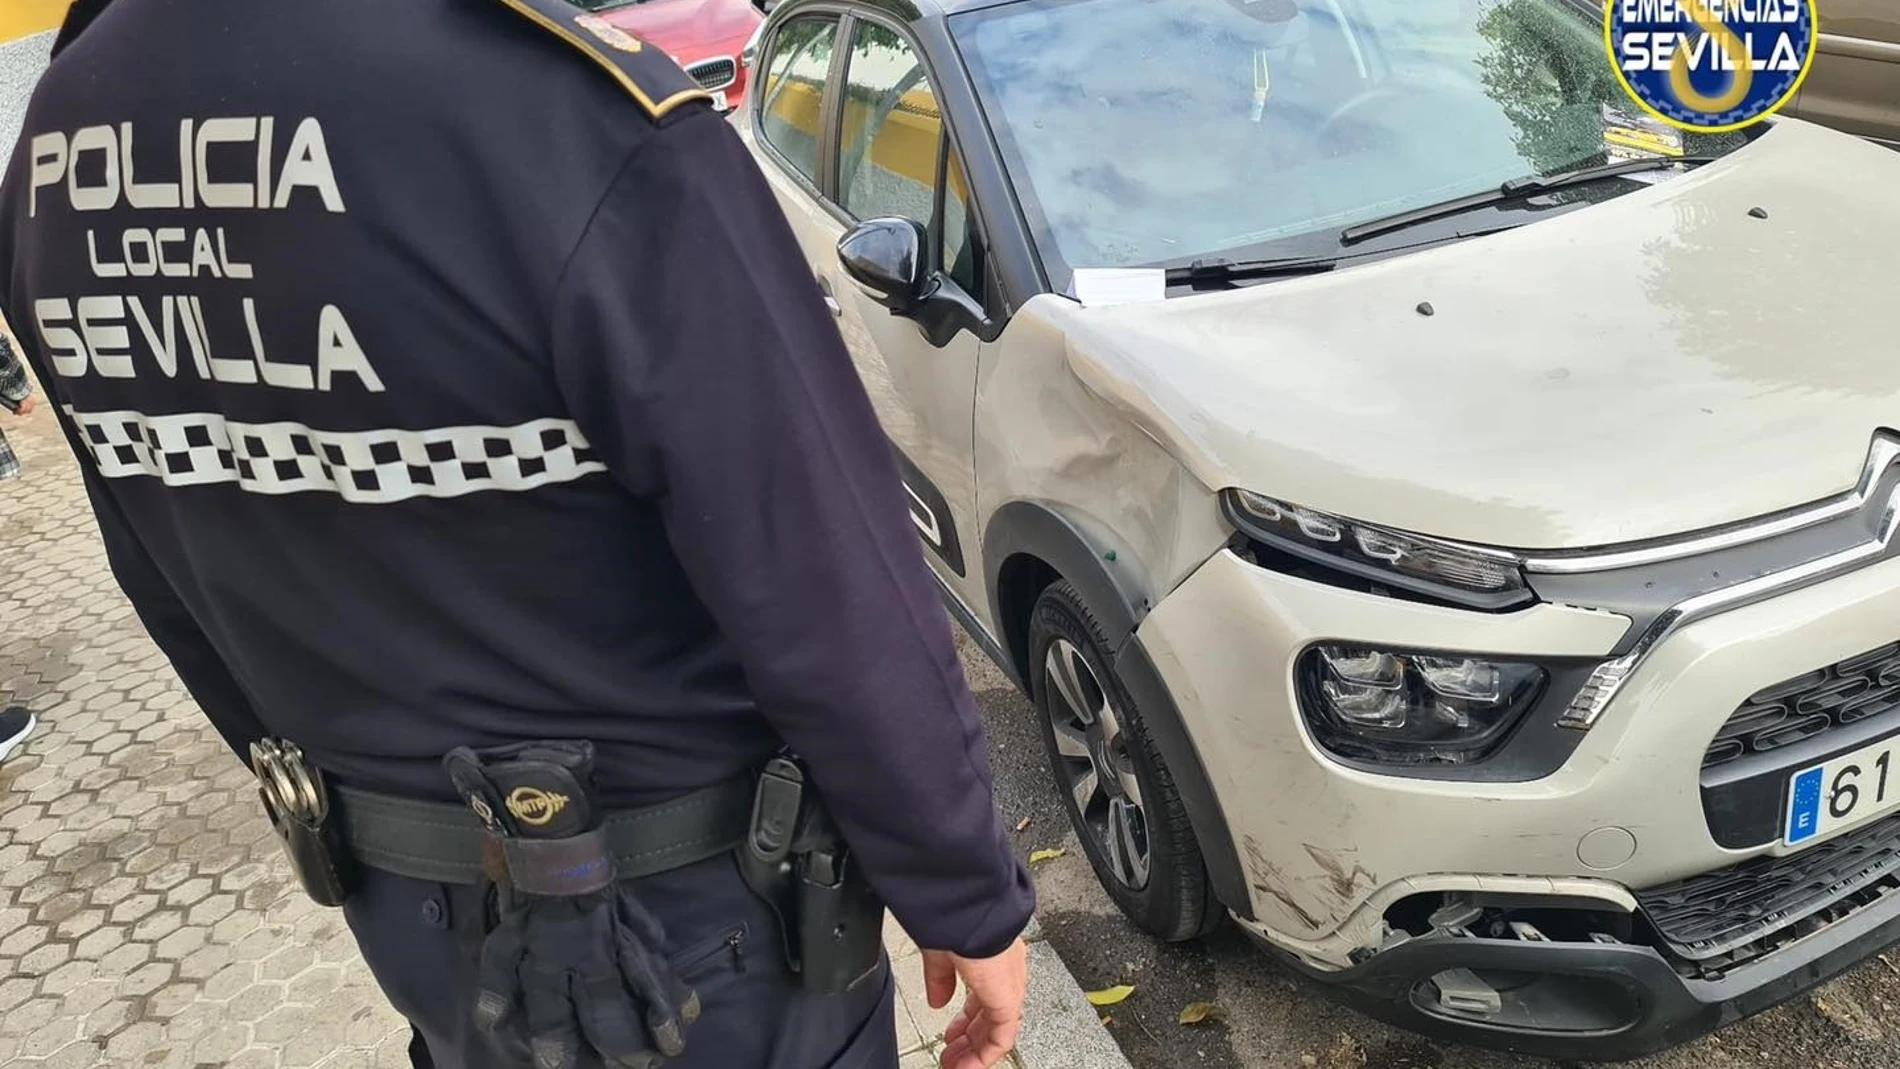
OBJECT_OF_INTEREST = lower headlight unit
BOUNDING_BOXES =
[1299,645,1548,765]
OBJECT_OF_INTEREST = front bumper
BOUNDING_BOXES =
[1133,545,1900,1051]
[1137,548,1900,941]
[1254,876,1900,1062]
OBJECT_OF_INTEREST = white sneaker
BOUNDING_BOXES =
[0,706,35,763]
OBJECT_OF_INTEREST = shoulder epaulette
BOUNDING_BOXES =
[494,0,717,120]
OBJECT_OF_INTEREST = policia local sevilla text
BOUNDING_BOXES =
[23,116,386,394]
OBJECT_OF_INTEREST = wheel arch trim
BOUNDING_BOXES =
[981,499,1254,919]
[982,500,1153,674]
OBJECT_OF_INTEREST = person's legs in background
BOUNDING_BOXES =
[0,705,35,764]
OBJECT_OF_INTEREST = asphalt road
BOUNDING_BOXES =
[956,632,1900,1069]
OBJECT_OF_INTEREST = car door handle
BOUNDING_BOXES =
[816,275,842,317]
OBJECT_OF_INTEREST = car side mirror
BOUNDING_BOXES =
[837,217,932,314]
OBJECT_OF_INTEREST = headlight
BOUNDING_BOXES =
[1298,645,1548,765]
[1223,489,1531,611]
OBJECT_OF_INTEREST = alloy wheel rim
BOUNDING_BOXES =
[1044,638,1152,890]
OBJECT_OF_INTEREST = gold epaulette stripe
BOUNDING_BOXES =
[496,0,714,119]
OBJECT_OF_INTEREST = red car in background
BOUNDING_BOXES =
[570,0,762,112]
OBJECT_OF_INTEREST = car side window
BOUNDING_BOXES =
[837,22,981,299]
[837,23,938,229]
[940,148,980,297]
[758,17,838,185]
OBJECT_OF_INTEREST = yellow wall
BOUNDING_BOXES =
[842,90,940,186]
[768,78,942,188]
[0,0,67,43]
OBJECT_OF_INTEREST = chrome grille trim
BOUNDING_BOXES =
[684,56,737,92]
[1554,431,1900,731]
[1559,521,1900,729]
[1524,433,1900,575]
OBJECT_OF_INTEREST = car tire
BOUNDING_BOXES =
[1028,580,1221,942]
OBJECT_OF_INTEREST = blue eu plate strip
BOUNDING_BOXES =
[1787,766,1825,844]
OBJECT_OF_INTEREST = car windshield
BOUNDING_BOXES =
[950,0,1754,287]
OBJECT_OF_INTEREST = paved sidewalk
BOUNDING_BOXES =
[0,368,1130,1069]
[1,377,412,1067]
[0,31,53,167]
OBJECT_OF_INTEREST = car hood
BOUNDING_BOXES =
[602,0,755,58]
[1049,120,1900,551]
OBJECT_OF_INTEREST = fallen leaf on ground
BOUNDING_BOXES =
[1178,1002,1223,1025]
[1813,992,1884,1043]
[1319,1033,1367,1069]
[1015,817,1032,832]
[1300,1057,1317,1068]
[1028,848,1066,864]
[1084,984,1135,1007]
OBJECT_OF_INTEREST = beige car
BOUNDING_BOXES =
[739,0,1900,1061]
[1784,0,1900,145]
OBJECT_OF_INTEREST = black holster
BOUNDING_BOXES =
[736,755,886,995]
[251,738,358,907]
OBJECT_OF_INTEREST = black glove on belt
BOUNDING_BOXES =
[445,741,701,1069]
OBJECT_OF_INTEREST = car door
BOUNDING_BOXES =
[1788,0,1900,145]
[748,14,844,259]
[745,11,989,605]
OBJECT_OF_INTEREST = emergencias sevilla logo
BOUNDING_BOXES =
[1606,0,1816,133]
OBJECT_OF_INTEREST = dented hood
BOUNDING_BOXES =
[1049,120,1900,551]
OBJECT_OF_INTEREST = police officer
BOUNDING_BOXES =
[0,1,1036,1067]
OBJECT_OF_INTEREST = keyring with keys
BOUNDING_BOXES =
[1252,48,1271,123]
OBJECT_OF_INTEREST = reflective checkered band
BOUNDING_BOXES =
[63,407,608,503]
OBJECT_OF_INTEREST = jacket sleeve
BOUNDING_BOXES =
[548,109,1035,957]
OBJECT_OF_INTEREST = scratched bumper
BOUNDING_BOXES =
[1134,549,1900,961]
[1243,879,1900,1062]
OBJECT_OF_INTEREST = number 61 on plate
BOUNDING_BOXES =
[1786,738,1900,846]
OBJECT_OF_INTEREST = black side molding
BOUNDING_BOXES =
[891,444,966,578]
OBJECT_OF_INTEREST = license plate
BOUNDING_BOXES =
[1785,734,1900,846]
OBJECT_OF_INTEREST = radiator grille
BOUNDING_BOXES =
[686,57,737,92]
[1704,641,1900,768]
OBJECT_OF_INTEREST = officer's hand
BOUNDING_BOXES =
[12,394,32,417]
[920,938,1028,1069]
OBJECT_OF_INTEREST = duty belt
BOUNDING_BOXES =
[252,738,884,995]
[249,738,753,900]
[334,778,754,886]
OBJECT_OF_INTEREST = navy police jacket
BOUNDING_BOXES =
[0,0,1033,958]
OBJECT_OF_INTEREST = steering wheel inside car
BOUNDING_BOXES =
[1317,77,1491,153]
[1317,82,1429,147]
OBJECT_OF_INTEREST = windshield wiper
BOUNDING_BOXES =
[1164,255,1339,287]
[1340,156,1715,246]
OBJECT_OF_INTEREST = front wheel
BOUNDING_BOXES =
[1028,580,1221,941]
